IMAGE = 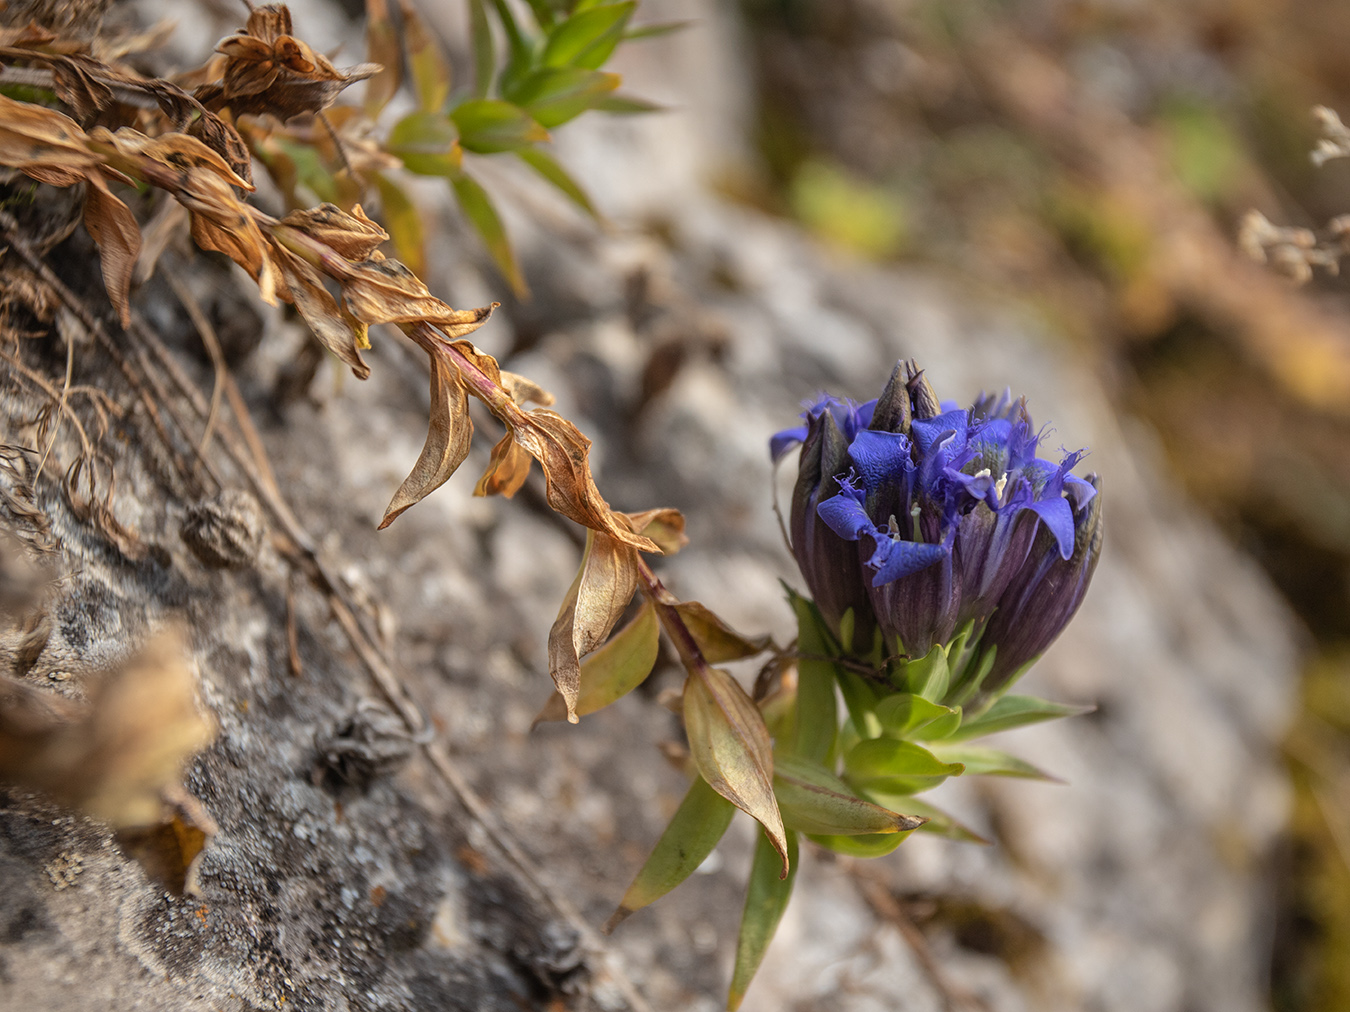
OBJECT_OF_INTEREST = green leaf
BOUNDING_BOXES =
[673,601,772,664]
[787,591,838,765]
[836,668,882,740]
[684,668,789,877]
[364,0,402,117]
[729,830,798,1012]
[372,172,425,278]
[590,92,662,114]
[623,20,690,41]
[541,2,635,70]
[468,0,495,98]
[505,67,620,128]
[773,756,925,837]
[603,776,734,932]
[896,642,949,702]
[845,738,964,795]
[926,745,1061,782]
[521,0,559,28]
[387,111,462,176]
[490,0,536,96]
[806,829,912,858]
[451,98,549,153]
[874,694,961,741]
[946,694,1094,741]
[882,795,991,844]
[516,147,598,218]
[450,170,526,295]
[399,0,452,111]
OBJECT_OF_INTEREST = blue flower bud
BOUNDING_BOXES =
[771,362,1100,688]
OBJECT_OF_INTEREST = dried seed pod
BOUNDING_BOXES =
[180,489,265,569]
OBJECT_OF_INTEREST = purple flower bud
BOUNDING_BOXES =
[771,361,1101,682]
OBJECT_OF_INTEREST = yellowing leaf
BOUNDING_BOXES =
[773,755,926,837]
[399,0,452,111]
[683,667,788,876]
[604,775,734,933]
[372,172,427,277]
[534,598,659,724]
[547,529,640,721]
[672,601,771,663]
[364,0,402,117]
[379,345,474,528]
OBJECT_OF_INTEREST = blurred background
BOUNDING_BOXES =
[709,1,1350,1009]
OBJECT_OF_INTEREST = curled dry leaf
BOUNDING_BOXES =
[499,370,555,407]
[533,598,661,725]
[683,667,789,875]
[672,600,771,662]
[82,175,141,327]
[272,244,370,378]
[547,530,640,721]
[199,3,379,121]
[379,346,474,529]
[0,629,215,828]
[0,92,103,185]
[279,202,388,260]
[619,508,688,556]
[473,433,534,498]
[334,255,495,329]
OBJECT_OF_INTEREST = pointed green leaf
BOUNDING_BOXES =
[364,0,402,117]
[836,668,881,740]
[729,830,798,1012]
[684,668,789,876]
[672,601,771,664]
[874,694,961,741]
[399,0,452,111]
[623,20,690,41]
[542,3,635,70]
[534,599,659,723]
[468,0,495,98]
[845,738,964,795]
[604,776,734,932]
[806,829,912,858]
[591,92,662,114]
[521,0,558,28]
[774,756,926,837]
[896,642,949,701]
[517,147,599,218]
[451,98,549,153]
[450,170,526,295]
[787,591,839,764]
[490,0,535,97]
[862,790,989,844]
[372,172,425,278]
[946,694,1094,741]
[388,111,462,176]
[505,67,620,128]
[926,745,1062,782]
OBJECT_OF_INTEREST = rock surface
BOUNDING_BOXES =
[0,1,1298,1011]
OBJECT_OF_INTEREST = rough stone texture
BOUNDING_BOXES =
[0,1,1299,1011]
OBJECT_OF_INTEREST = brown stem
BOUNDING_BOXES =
[635,555,709,678]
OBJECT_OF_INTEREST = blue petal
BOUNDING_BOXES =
[1064,473,1096,510]
[909,410,969,455]
[817,488,874,542]
[1028,496,1075,559]
[770,426,808,462]
[868,537,948,586]
[847,429,914,490]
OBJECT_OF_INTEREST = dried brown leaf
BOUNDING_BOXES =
[499,370,555,407]
[0,92,101,181]
[672,601,771,662]
[473,432,533,498]
[280,202,388,260]
[82,176,142,327]
[379,346,474,528]
[338,256,494,329]
[0,630,215,829]
[547,531,640,721]
[273,245,370,378]
[620,508,687,555]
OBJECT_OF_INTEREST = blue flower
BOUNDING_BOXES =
[773,361,1101,690]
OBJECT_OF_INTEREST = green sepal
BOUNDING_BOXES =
[894,642,949,701]
[806,828,913,858]
[728,830,798,1011]
[946,694,1093,741]
[603,775,734,932]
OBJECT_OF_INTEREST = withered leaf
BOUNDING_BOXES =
[620,508,687,556]
[683,667,789,876]
[672,601,772,662]
[337,256,495,330]
[547,530,640,721]
[379,346,474,529]
[280,202,389,260]
[83,176,142,327]
[47,57,116,119]
[473,432,533,498]
[534,598,660,725]
[0,92,102,183]
[499,370,555,407]
[273,245,370,378]
[509,409,658,554]
[88,126,253,190]
[0,629,215,829]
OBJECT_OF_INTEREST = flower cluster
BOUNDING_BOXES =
[774,361,1102,699]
